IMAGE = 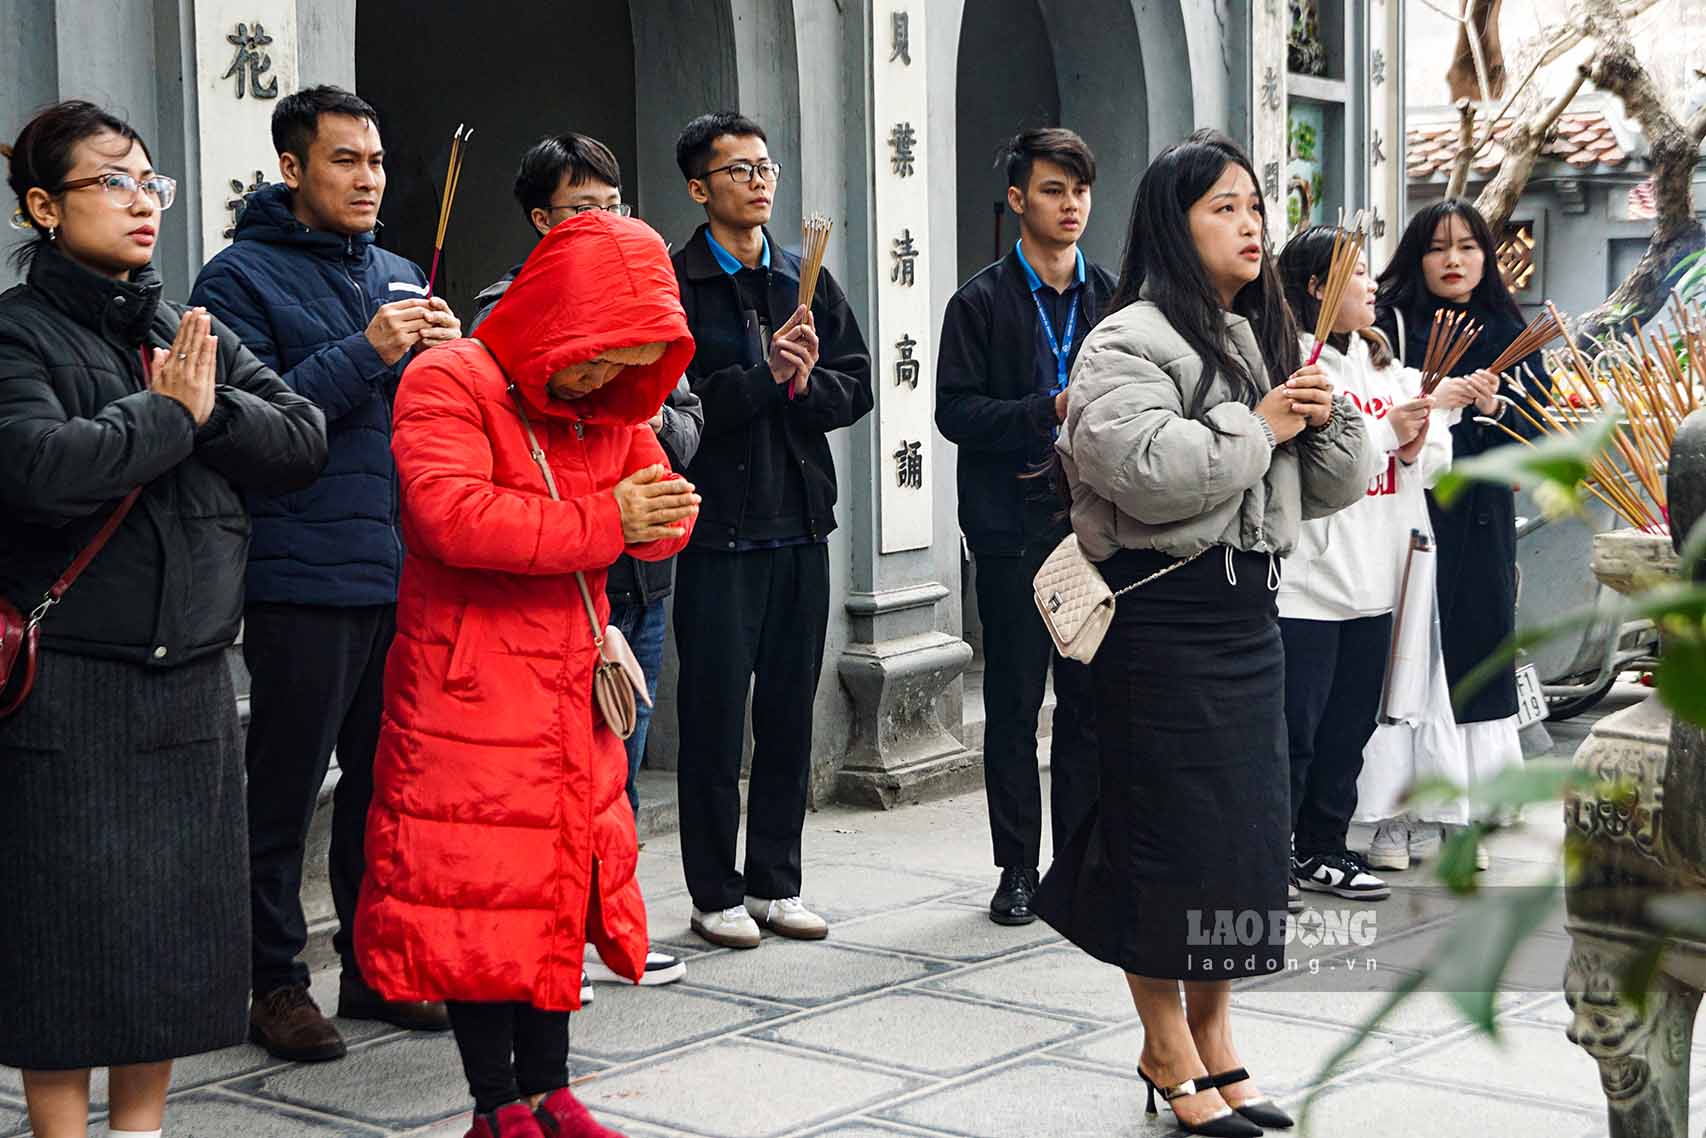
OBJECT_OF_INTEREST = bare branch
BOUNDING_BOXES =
[1473,69,1587,230]
[1447,101,1480,199]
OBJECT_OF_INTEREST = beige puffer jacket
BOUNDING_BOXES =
[1058,297,1369,562]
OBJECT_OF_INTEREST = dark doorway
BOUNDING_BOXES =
[355,0,639,322]
[953,0,1060,291]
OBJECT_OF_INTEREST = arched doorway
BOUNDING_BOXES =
[355,0,767,322]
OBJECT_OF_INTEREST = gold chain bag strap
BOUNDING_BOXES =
[1032,535,1205,664]
[475,339,652,740]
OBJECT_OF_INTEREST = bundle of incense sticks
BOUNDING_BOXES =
[1419,309,1482,394]
[1484,308,1564,375]
[425,123,471,298]
[789,213,834,399]
[1476,298,1706,534]
[1305,212,1369,365]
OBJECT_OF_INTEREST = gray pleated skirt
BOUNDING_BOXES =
[0,649,249,1069]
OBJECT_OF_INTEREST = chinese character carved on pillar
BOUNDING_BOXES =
[223,170,267,238]
[1371,130,1386,168]
[1372,49,1387,86]
[890,11,911,65]
[1261,66,1281,113]
[893,440,924,489]
[223,22,279,99]
[891,229,918,286]
[894,333,919,388]
[888,122,917,178]
[1263,161,1281,202]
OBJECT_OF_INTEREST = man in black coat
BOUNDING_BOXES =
[668,112,873,949]
[936,128,1116,926]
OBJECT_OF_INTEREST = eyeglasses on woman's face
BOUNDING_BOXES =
[699,160,783,186]
[55,172,178,212]
[547,201,633,218]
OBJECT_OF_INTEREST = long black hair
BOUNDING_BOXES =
[3,100,153,270]
[1108,129,1299,419]
[1279,225,1391,367]
[1374,198,1523,326]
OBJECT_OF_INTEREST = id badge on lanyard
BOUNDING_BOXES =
[1035,290,1079,396]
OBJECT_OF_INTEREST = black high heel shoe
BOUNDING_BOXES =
[1136,1068,1263,1137]
[1203,1067,1294,1130]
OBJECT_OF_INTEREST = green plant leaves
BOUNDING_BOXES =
[1431,414,1622,509]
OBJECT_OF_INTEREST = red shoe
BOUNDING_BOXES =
[465,1102,547,1138]
[533,1087,625,1137]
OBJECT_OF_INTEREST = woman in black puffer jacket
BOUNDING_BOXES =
[0,101,325,1137]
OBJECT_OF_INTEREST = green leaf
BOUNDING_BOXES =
[1679,515,1706,580]
[1617,939,1667,1018]
[1656,630,1706,727]
[1432,414,1622,509]
[1299,971,1427,1128]
[1431,885,1563,1027]
[1403,762,1594,820]
[1437,823,1486,894]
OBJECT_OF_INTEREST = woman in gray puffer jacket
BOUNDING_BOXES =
[1033,131,1368,1138]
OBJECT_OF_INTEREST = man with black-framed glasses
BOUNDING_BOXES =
[470,132,702,998]
[668,111,872,951]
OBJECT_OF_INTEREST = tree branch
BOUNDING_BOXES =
[1447,101,1480,199]
[1473,69,1587,230]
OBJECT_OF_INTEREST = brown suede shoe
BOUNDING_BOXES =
[249,984,347,1062]
[337,971,450,1031]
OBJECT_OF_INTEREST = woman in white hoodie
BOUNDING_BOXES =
[1275,227,1454,904]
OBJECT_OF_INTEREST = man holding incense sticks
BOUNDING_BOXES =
[471,131,701,996]
[191,84,459,1062]
[668,111,873,950]
[936,128,1116,927]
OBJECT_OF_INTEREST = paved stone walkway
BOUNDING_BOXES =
[1,688,1662,1138]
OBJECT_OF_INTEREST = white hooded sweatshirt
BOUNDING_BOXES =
[1277,332,1454,622]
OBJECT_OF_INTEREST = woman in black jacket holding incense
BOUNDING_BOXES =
[0,101,326,1138]
[1371,199,1545,869]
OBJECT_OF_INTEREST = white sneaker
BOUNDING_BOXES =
[691,905,761,949]
[745,895,829,940]
[579,973,594,1005]
[583,942,687,986]
[1408,822,1444,863]
[1366,821,1410,871]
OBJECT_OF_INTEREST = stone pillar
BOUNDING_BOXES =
[1660,410,1706,872]
[833,1,977,809]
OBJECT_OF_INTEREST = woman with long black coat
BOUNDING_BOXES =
[1372,198,1545,866]
[0,102,326,1137]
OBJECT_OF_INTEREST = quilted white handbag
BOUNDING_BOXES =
[1032,535,1205,663]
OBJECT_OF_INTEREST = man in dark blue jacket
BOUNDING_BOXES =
[191,85,459,1061]
[936,128,1115,928]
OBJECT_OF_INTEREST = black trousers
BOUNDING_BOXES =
[974,553,1097,869]
[244,602,394,993]
[673,544,830,912]
[446,1001,570,1113]
[1281,613,1394,858]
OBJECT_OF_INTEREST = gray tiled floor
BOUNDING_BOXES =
[0,689,1646,1136]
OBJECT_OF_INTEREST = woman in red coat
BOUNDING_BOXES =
[356,212,698,1138]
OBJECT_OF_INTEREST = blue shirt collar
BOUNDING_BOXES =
[707,229,771,274]
[1015,239,1085,293]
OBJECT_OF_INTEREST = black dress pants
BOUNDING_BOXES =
[446,1001,571,1113]
[244,602,394,993]
[974,552,1098,870]
[1280,613,1394,858]
[673,544,830,912]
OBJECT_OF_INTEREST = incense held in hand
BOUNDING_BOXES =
[426,123,471,299]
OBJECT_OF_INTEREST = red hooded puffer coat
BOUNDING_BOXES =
[355,213,695,1010]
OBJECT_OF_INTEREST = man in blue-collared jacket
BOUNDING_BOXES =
[936,128,1116,929]
[190,85,460,1061]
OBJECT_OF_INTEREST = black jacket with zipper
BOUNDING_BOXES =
[935,247,1117,557]
[671,224,873,551]
[0,247,328,666]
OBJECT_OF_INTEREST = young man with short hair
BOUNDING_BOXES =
[471,132,702,994]
[668,111,873,949]
[191,85,460,1060]
[936,127,1116,927]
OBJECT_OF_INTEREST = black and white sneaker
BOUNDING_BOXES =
[1292,850,1391,901]
[583,942,687,986]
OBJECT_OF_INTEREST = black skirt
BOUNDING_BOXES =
[1034,547,1290,980]
[0,650,249,1069]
